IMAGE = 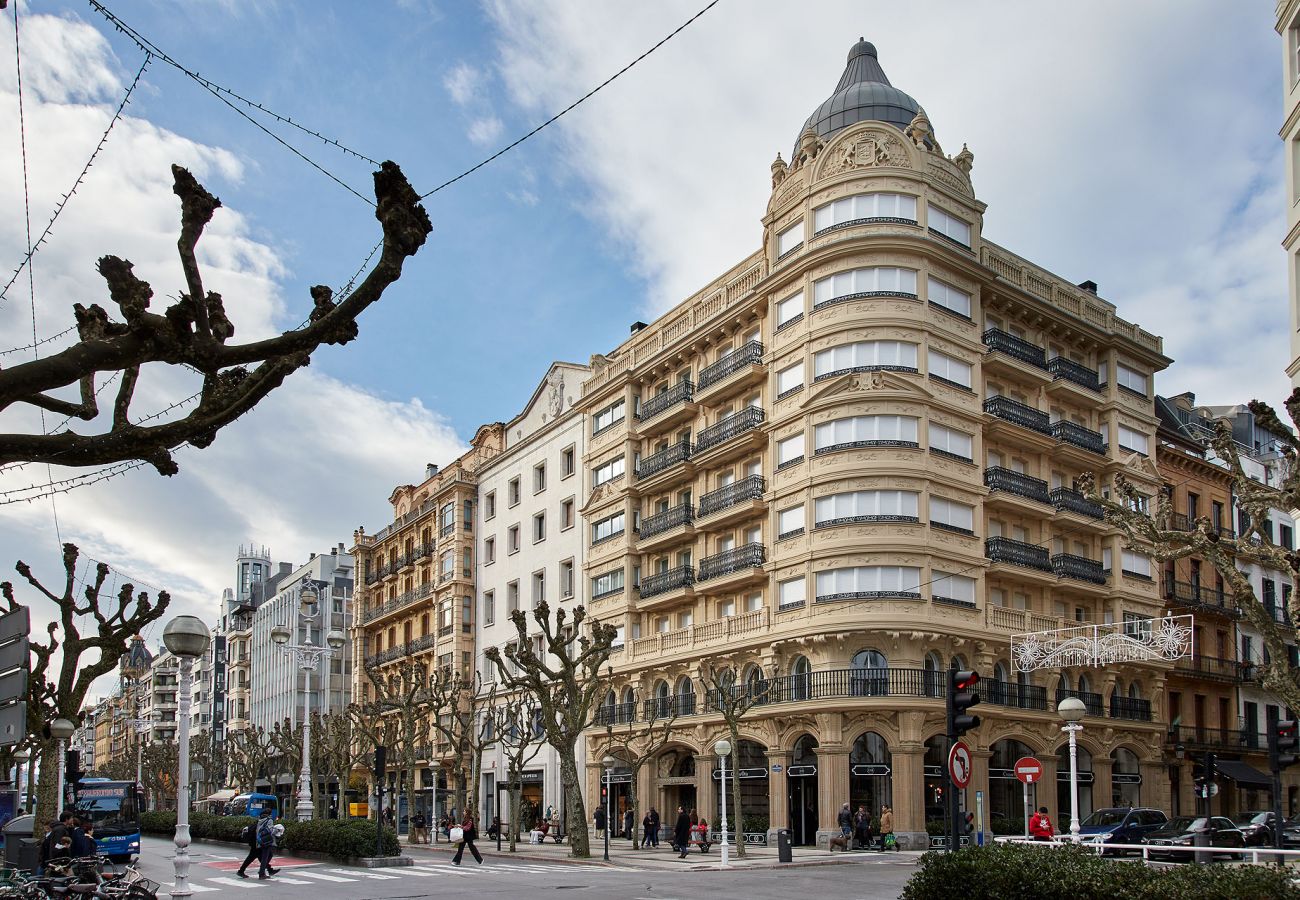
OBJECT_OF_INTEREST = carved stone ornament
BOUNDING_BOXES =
[826,131,911,174]
[547,369,566,418]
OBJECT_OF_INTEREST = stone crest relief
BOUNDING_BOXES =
[826,133,911,175]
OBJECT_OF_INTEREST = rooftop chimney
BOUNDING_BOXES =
[1077,280,1098,294]
[630,321,648,334]
[425,463,439,479]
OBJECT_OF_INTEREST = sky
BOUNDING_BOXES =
[0,1,1288,691]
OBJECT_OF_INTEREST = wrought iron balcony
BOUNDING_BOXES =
[984,466,1051,504]
[640,504,694,539]
[638,565,695,598]
[1047,357,1101,392]
[1167,514,1235,540]
[1162,579,1235,616]
[644,693,697,720]
[698,341,763,389]
[698,543,766,581]
[1051,553,1107,585]
[1055,688,1104,717]
[409,634,436,652]
[698,475,765,517]
[1052,420,1106,455]
[637,380,695,422]
[636,441,693,480]
[983,328,1047,369]
[1172,654,1242,681]
[983,396,1052,435]
[759,667,944,703]
[594,701,638,726]
[1109,696,1152,721]
[695,407,765,452]
[1050,487,1104,519]
[1167,724,1259,752]
[983,680,1048,710]
[986,536,1052,572]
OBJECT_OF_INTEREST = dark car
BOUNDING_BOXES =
[1230,811,1276,847]
[1077,807,1168,853]
[1143,816,1245,861]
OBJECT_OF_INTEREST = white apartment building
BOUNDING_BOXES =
[476,362,589,830]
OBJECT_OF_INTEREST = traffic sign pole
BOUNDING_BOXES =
[1013,757,1042,841]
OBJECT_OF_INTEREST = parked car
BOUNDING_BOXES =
[1142,816,1245,861]
[1230,811,1276,847]
[1077,807,1168,853]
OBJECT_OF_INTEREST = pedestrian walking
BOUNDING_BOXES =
[879,805,896,851]
[643,807,660,848]
[254,809,279,879]
[451,813,483,866]
[853,806,873,851]
[594,804,607,835]
[673,806,691,859]
[235,814,262,878]
[624,807,635,843]
[837,802,853,843]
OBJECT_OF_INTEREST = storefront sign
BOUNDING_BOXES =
[787,764,817,777]
[1112,773,1142,785]
[850,764,891,777]
[712,767,768,780]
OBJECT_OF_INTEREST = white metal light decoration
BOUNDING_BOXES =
[1011,615,1193,673]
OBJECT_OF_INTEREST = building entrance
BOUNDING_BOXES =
[787,735,819,846]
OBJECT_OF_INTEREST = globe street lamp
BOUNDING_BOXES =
[163,615,210,900]
[1058,696,1087,841]
[49,718,75,813]
[271,578,345,822]
[714,738,732,868]
[602,754,615,862]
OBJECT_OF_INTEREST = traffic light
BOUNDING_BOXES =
[959,811,975,835]
[65,749,83,787]
[374,745,386,780]
[1270,719,1300,771]
[947,669,981,738]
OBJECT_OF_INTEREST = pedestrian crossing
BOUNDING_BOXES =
[165,861,631,892]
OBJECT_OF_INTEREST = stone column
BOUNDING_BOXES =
[766,749,791,845]
[816,745,849,849]
[697,754,717,825]
[1092,755,1115,812]
[1039,756,1060,826]
[890,743,926,851]
[1141,759,1169,814]
[970,749,992,842]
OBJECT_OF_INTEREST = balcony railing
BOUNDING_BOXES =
[1166,513,1235,540]
[638,566,695,598]
[1162,579,1235,615]
[1109,696,1152,721]
[1173,654,1242,681]
[698,342,763,389]
[1050,487,1104,519]
[1051,553,1107,585]
[410,634,436,652]
[637,380,695,422]
[761,667,944,703]
[984,467,1051,504]
[1267,604,1294,628]
[1055,688,1104,717]
[698,543,766,581]
[983,680,1049,710]
[698,475,765,517]
[636,441,693,480]
[640,504,695,539]
[984,396,1052,435]
[1047,357,1101,392]
[594,701,638,726]
[695,407,765,452]
[986,536,1052,572]
[361,581,435,623]
[644,693,697,720]
[983,328,1047,369]
[1051,420,1106,455]
[1167,724,1260,752]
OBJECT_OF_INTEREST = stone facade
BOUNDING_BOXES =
[1278,1,1300,386]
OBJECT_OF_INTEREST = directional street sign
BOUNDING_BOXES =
[0,606,29,748]
[949,740,972,790]
[1014,756,1043,785]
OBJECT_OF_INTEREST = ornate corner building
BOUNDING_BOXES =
[578,38,1177,850]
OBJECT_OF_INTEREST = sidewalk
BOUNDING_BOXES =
[398,833,921,871]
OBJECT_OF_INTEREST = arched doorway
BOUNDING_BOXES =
[850,649,888,696]
[989,739,1037,831]
[791,656,811,701]
[656,748,697,822]
[787,734,819,845]
[923,735,948,832]
[1056,743,1094,829]
[1111,748,1141,808]
[849,732,892,826]
[713,739,770,843]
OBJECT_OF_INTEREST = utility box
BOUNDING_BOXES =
[3,814,35,871]
[777,828,792,863]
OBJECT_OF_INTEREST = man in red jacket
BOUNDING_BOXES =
[1028,806,1055,841]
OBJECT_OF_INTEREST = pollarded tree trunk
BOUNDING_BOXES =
[559,747,588,858]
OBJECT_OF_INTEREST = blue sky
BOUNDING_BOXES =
[0,1,1289,665]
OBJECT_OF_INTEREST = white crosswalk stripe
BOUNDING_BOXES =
[206,877,263,889]
[396,867,437,876]
[293,870,357,883]
[271,877,312,884]
[326,868,400,880]
[163,882,220,893]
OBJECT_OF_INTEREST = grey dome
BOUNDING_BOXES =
[796,38,923,152]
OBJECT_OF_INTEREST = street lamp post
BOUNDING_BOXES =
[126,699,153,806]
[163,616,211,900]
[714,738,731,869]
[49,718,75,814]
[602,754,615,862]
[12,749,28,812]
[271,578,345,822]
[1058,696,1086,841]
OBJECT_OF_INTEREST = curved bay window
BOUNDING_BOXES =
[849,732,893,830]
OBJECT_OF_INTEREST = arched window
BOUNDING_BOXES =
[1077,673,1092,694]
[990,662,1010,705]
[745,664,769,704]
[792,656,812,701]
[676,676,696,715]
[653,680,669,718]
[923,651,943,672]
[923,651,944,697]
[852,649,887,669]
[950,654,968,670]
[1128,681,1141,699]
[1057,672,1073,696]
[993,662,1009,683]
[851,649,888,696]
[621,686,635,707]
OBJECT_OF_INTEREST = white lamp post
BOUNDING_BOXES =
[163,616,210,900]
[714,738,732,869]
[602,754,615,862]
[1057,696,1087,841]
[49,718,75,814]
[271,578,345,822]
[13,749,28,812]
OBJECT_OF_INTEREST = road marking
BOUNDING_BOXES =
[163,882,220,893]
[395,867,436,876]
[273,877,312,885]
[206,877,263,889]
[294,870,357,882]
[326,868,400,880]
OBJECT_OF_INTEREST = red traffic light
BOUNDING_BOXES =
[953,670,979,691]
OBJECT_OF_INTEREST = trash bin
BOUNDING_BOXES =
[777,828,792,863]
[3,814,35,871]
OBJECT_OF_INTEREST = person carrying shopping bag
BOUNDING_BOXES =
[451,813,483,866]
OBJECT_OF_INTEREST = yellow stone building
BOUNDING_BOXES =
[578,39,1173,849]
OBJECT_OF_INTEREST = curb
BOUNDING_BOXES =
[398,840,892,870]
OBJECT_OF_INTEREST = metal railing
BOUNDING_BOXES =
[637,380,695,422]
[644,693,697,720]
[1167,724,1260,751]
[698,342,763,389]
[1047,357,1101,392]
[594,701,638,726]
[1162,578,1236,615]
[762,667,944,703]
[1173,654,1243,680]
[638,566,695,598]
[1054,688,1104,717]
[636,441,693,480]
[361,581,435,623]
[983,680,1048,710]
[1051,420,1106,455]
[1051,553,1107,585]
[1049,487,1104,519]
[1166,514,1235,540]
[1109,696,1152,721]
[983,328,1047,369]
[985,467,1051,504]
[698,475,765,517]
[986,537,1052,572]
[984,396,1052,434]
[640,504,695,539]
[698,543,766,581]
[695,406,765,452]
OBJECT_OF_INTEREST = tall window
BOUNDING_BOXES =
[533,462,547,493]
[932,571,976,604]
[777,362,805,395]
[483,591,495,626]
[776,433,805,467]
[560,560,574,598]
[928,423,973,460]
[928,206,971,245]
[593,455,626,486]
[814,415,918,451]
[815,566,922,601]
[813,267,918,306]
[929,497,975,532]
[776,221,803,256]
[593,399,626,434]
[776,291,804,328]
[1116,425,1149,455]
[814,341,917,378]
[777,505,805,538]
[927,276,972,317]
[815,491,919,525]
[592,512,625,544]
[813,192,916,232]
[927,349,972,388]
[777,576,806,609]
[591,568,624,598]
[1115,362,1147,396]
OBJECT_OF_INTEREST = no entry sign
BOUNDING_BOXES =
[1014,756,1043,785]
[948,740,972,789]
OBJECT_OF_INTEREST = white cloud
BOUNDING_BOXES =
[443,61,481,106]
[467,114,504,147]
[485,0,1290,410]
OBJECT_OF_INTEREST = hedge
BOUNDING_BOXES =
[901,842,1300,900]
[140,811,399,859]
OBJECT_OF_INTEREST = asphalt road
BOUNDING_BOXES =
[133,835,918,900]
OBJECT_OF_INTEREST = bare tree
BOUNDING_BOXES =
[268,718,304,818]
[192,729,228,799]
[426,666,496,820]
[350,659,434,828]
[227,725,274,796]
[601,686,677,851]
[97,755,135,784]
[0,163,431,474]
[493,692,544,852]
[0,544,169,822]
[484,602,617,859]
[141,740,179,811]
[313,712,364,818]
[698,663,773,858]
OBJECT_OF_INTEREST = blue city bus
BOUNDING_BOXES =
[73,779,141,860]
[226,793,278,818]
